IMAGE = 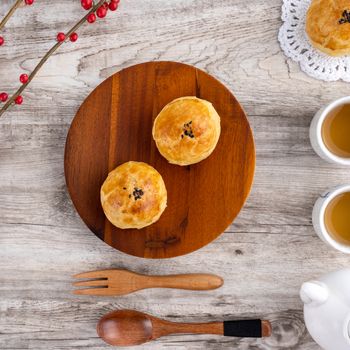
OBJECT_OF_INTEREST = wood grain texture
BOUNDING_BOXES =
[65,61,255,258]
[1,0,350,349]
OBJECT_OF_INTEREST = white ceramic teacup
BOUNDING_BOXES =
[310,96,350,166]
[313,185,350,254]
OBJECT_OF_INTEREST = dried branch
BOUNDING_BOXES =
[0,0,23,32]
[0,0,111,117]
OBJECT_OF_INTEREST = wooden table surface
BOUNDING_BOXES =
[1,1,350,349]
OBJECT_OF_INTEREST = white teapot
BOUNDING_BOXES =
[300,269,350,350]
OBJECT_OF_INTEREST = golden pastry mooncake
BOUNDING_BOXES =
[306,0,350,56]
[152,97,221,166]
[100,161,167,229]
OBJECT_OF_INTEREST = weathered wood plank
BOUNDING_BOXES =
[1,0,349,348]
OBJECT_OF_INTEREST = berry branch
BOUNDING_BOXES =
[0,0,34,46]
[0,0,24,32]
[0,0,120,117]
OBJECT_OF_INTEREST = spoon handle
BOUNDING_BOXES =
[143,273,223,290]
[154,319,271,338]
[224,319,272,338]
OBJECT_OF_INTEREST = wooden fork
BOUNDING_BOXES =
[73,269,224,296]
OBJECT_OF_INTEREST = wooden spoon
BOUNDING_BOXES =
[97,310,272,346]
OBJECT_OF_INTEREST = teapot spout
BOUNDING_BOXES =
[300,281,329,305]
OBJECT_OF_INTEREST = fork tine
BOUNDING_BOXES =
[73,270,110,279]
[73,280,108,287]
[73,288,111,296]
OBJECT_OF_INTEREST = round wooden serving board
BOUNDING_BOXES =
[64,61,255,259]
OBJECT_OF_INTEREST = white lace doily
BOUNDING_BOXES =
[279,0,350,82]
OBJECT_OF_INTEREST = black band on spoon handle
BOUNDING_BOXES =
[223,319,262,338]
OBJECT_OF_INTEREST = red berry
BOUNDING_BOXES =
[109,1,119,11]
[96,6,107,18]
[103,2,109,9]
[0,36,4,46]
[20,74,29,84]
[25,0,34,5]
[70,33,78,42]
[15,96,23,105]
[81,0,92,10]
[0,92,8,102]
[57,32,66,42]
[87,13,96,23]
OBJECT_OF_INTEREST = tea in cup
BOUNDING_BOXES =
[313,185,350,254]
[310,96,350,166]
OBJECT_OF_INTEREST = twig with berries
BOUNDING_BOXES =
[0,0,120,117]
[0,0,34,47]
